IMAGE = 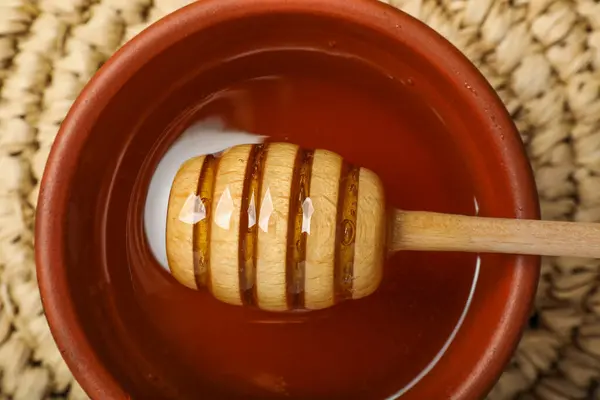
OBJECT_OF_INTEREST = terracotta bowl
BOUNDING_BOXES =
[35,0,540,399]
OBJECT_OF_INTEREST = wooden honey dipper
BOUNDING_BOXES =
[166,142,600,312]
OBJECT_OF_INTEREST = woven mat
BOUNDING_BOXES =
[0,0,598,399]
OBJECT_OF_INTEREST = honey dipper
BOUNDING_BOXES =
[166,142,600,312]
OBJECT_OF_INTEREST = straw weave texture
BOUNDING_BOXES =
[0,0,598,398]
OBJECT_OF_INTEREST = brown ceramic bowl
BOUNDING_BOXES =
[35,0,540,399]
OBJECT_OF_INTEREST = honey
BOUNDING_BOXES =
[119,49,478,398]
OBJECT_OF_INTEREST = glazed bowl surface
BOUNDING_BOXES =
[35,0,540,399]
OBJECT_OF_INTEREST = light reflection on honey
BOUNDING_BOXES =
[135,53,480,397]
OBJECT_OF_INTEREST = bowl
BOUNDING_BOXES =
[35,0,540,399]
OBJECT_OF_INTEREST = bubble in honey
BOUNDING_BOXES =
[341,219,355,246]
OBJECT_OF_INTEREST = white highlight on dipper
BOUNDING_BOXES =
[301,197,314,234]
[248,191,257,228]
[259,187,273,233]
[178,194,206,224]
[144,118,265,270]
[215,185,234,230]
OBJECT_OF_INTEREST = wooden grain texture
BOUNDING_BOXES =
[352,168,386,300]
[165,142,390,311]
[166,156,205,290]
[304,149,342,310]
[391,210,600,258]
[209,144,253,306]
[256,143,298,311]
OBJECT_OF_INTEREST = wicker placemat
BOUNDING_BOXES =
[0,0,598,399]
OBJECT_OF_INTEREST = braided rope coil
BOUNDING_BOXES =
[0,0,597,398]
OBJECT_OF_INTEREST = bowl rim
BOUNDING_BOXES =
[35,0,541,398]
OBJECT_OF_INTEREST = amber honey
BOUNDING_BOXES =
[119,49,478,399]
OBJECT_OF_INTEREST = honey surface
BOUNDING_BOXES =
[127,50,478,399]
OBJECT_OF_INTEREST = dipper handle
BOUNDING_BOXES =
[166,141,600,313]
[391,210,600,259]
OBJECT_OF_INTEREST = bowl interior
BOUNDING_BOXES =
[39,2,539,399]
